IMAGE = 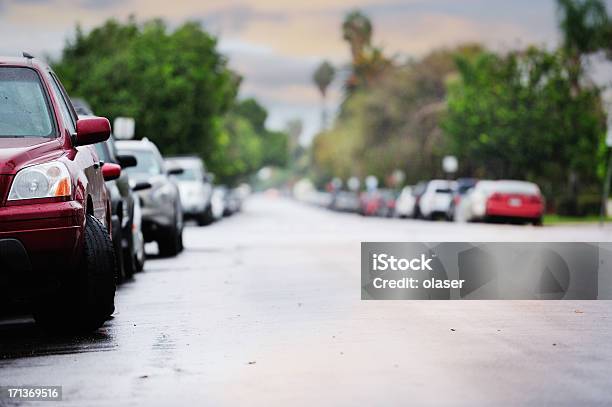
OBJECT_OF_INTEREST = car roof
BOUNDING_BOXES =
[115,139,154,150]
[0,56,51,72]
[165,156,202,164]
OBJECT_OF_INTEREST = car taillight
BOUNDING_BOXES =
[489,192,503,201]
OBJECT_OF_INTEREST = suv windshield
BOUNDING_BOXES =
[0,67,54,137]
[121,149,162,176]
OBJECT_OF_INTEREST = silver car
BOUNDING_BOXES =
[165,156,214,226]
[116,138,184,257]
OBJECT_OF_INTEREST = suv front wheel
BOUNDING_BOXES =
[34,215,116,332]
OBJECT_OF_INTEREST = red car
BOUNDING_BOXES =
[456,180,544,225]
[0,55,118,331]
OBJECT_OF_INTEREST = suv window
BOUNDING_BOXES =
[47,73,76,134]
[0,67,54,137]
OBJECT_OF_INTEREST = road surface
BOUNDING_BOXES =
[1,195,612,406]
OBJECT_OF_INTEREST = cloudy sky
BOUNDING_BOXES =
[1,0,611,142]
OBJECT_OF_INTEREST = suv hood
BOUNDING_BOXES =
[0,138,64,175]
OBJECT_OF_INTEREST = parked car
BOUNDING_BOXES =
[225,188,243,215]
[395,186,416,218]
[0,56,115,331]
[416,179,456,220]
[330,191,360,212]
[446,178,478,221]
[455,180,544,225]
[93,132,148,280]
[211,185,227,220]
[380,189,397,217]
[116,138,184,256]
[411,181,428,218]
[165,156,214,226]
[360,189,396,217]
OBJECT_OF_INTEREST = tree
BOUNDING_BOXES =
[53,18,252,183]
[342,11,372,63]
[557,0,610,93]
[341,10,392,91]
[231,98,289,169]
[312,46,476,184]
[443,47,606,210]
[313,61,336,130]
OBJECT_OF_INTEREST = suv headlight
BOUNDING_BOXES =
[8,162,72,201]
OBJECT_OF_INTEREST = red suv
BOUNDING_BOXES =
[0,56,117,331]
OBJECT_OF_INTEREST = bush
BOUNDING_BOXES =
[557,194,601,216]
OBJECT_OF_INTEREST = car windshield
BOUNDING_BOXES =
[0,67,54,137]
[120,149,162,176]
[173,167,201,181]
[495,181,539,195]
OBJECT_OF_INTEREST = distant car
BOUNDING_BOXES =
[411,181,428,218]
[395,186,416,218]
[416,180,456,220]
[455,180,544,225]
[165,156,214,226]
[226,188,243,215]
[0,57,115,331]
[116,139,184,256]
[211,186,227,220]
[360,190,383,216]
[93,133,146,280]
[379,189,397,217]
[331,191,360,212]
[446,178,478,221]
[360,189,396,217]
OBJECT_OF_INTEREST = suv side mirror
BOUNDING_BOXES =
[102,163,121,181]
[168,167,184,176]
[132,181,152,192]
[205,173,215,183]
[75,117,111,146]
[117,154,137,168]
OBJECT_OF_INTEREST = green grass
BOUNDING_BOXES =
[543,214,612,225]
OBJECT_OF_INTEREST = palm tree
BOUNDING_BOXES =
[342,10,372,64]
[557,0,610,91]
[557,0,610,214]
[313,61,336,129]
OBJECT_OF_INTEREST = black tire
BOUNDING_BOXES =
[196,205,214,226]
[113,223,126,283]
[122,220,137,278]
[158,225,181,257]
[34,215,116,332]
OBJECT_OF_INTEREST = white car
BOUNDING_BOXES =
[165,156,214,226]
[211,186,227,221]
[395,186,416,218]
[417,180,456,220]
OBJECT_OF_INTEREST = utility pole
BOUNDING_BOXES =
[600,112,612,227]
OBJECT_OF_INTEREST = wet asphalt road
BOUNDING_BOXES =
[1,195,612,406]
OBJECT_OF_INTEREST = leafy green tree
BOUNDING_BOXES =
[230,99,288,168]
[443,47,606,209]
[53,18,254,182]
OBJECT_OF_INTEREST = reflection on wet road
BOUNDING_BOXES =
[1,196,612,406]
